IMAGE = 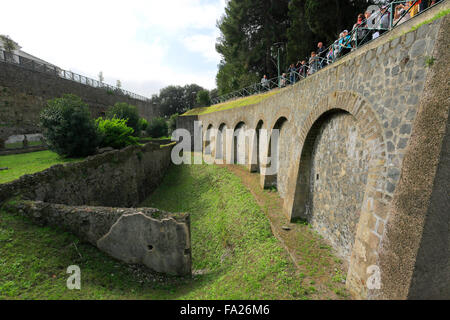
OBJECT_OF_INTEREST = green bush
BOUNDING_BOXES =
[146,117,168,138]
[40,94,100,157]
[96,117,139,149]
[106,102,140,136]
[138,118,149,131]
[167,113,178,135]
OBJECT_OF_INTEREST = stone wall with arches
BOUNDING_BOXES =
[178,11,449,299]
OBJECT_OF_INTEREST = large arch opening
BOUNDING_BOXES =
[250,120,264,173]
[233,122,247,165]
[215,123,226,162]
[264,117,288,194]
[204,124,214,157]
[295,109,370,261]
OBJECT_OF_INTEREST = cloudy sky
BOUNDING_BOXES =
[0,0,226,97]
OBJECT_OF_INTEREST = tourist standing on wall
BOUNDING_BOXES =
[261,75,269,90]
[317,42,326,69]
[288,64,296,84]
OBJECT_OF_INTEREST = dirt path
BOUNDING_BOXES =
[222,164,351,300]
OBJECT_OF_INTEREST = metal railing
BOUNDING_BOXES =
[0,49,150,102]
[212,0,440,105]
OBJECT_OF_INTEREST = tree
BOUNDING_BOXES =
[158,85,185,116]
[157,83,206,116]
[106,102,141,136]
[167,113,179,136]
[196,90,211,107]
[215,0,290,94]
[40,94,100,157]
[116,80,122,88]
[146,117,168,138]
[286,0,318,64]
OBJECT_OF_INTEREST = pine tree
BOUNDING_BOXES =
[215,0,290,95]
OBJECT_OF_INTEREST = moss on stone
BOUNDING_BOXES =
[182,90,280,116]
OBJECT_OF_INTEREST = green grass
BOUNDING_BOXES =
[5,141,43,149]
[410,8,450,32]
[0,162,316,299]
[182,90,280,116]
[0,151,82,184]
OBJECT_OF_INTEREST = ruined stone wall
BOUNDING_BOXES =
[0,62,162,140]
[178,3,450,299]
[2,200,191,276]
[0,142,173,207]
[0,142,191,275]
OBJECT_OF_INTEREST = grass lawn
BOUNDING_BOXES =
[5,141,43,149]
[0,161,348,300]
[0,151,82,184]
[182,90,281,116]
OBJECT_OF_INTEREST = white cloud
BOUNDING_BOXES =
[182,33,221,63]
[0,0,226,96]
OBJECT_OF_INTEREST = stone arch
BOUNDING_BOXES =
[203,124,214,157]
[261,116,289,192]
[249,120,264,173]
[215,123,227,162]
[233,121,247,165]
[288,91,388,299]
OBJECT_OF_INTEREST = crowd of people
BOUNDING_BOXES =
[260,0,442,89]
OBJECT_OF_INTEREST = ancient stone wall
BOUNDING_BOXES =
[2,201,191,276]
[0,62,162,140]
[0,143,171,207]
[0,142,191,275]
[0,143,172,207]
[178,4,450,299]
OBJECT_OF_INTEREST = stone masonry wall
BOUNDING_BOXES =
[307,112,370,261]
[0,142,172,207]
[178,3,450,299]
[0,62,162,141]
[0,142,192,275]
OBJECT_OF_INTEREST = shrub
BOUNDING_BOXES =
[167,113,178,135]
[146,117,168,138]
[138,118,149,132]
[106,102,140,136]
[96,117,139,149]
[40,94,100,157]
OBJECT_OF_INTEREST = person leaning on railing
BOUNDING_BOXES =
[288,63,296,85]
[308,51,321,75]
[317,42,327,69]
[261,75,269,90]
[352,13,370,47]
[394,2,412,25]
[338,30,353,57]
[280,73,287,87]
[298,60,308,78]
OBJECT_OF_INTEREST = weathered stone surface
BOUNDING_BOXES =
[98,213,191,276]
[0,142,173,207]
[96,147,115,154]
[2,201,191,276]
[0,64,163,141]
